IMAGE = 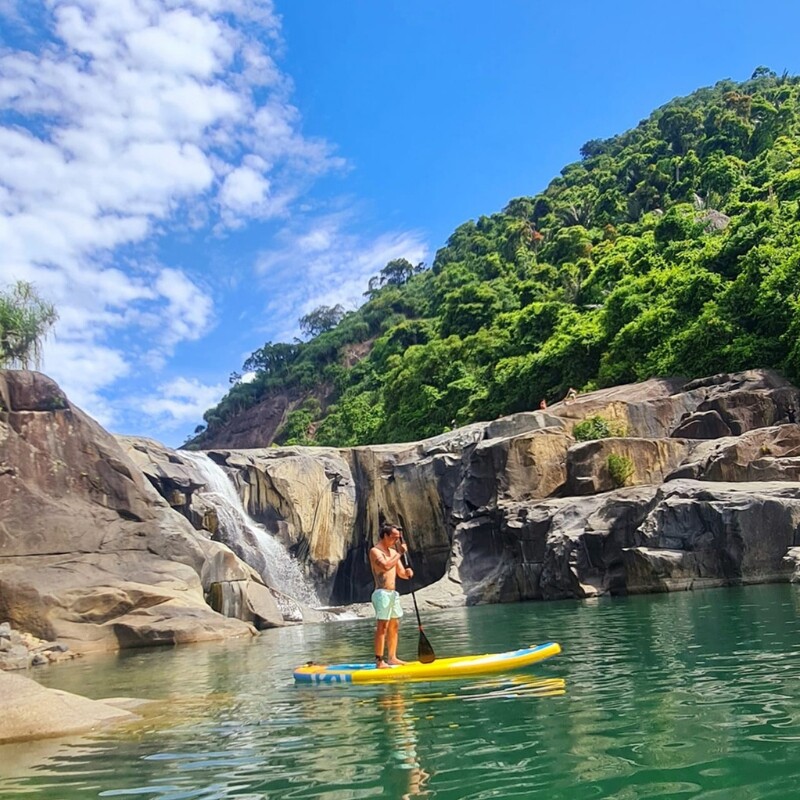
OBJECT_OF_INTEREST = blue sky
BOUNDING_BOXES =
[2,0,800,447]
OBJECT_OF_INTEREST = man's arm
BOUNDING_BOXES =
[396,560,414,580]
[371,547,402,570]
[395,541,413,580]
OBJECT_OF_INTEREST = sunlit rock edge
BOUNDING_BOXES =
[3,368,800,663]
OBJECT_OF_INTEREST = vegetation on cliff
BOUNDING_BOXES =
[190,68,800,448]
[0,281,58,369]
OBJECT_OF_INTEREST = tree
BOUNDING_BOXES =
[242,341,299,376]
[299,304,345,339]
[580,138,610,159]
[380,258,419,286]
[440,283,505,338]
[364,259,426,298]
[0,281,58,369]
[658,107,703,155]
[751,66,776,80]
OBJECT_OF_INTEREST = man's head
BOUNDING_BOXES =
[380,522,402,540]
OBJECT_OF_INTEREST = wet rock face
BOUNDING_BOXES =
[0,370,256,655]
[148,369,800,608]
[6,367,800,649]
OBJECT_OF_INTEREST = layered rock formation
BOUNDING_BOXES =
[170,370,800,607]
[4,368,800,660]
[0,371,262,654]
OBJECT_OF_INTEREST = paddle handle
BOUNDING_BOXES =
[400,536,422,616]
[398,541,423,628]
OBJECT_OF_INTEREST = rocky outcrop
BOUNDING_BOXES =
[0,622,75,670]
[552,376,700,437]
[182,369,800,608]
[623,480,800,592]
[566,437,693,495]
[0,370,257,654]
[670,371,799,436]
[119,436,218,530]
[667,424,800,482]
[0,671,141,744]
[6,367,800,658]
[191,390,301,450]
[118,435,205,516]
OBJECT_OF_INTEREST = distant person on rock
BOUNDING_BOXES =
[565,387,578,403]
[539,399,547,410]
[370,523,414,668]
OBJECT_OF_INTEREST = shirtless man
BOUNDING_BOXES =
[369,522,414,668]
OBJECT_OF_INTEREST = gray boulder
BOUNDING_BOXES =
[0,671,139,744]
[0,370,256,654]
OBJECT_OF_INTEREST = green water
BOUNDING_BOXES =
[2,584,800,799]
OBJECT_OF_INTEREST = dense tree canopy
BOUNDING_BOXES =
[190,71,800,448]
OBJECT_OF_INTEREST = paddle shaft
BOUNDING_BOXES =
[398,534,436,663]
[400,549,424,629]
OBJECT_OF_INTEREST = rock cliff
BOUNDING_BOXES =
[3,368,800,657]
[0,371,264,654]
[174,370,800,607]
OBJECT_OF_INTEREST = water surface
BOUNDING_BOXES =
[2,584,800,799]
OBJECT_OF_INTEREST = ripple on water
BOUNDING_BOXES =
[4,585,800,800]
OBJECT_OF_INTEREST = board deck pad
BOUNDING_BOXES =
[293,642,561,684]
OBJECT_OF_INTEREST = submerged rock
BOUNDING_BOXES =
[0,671,140,744]
[0,622,75,670]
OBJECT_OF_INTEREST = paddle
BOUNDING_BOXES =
[398,530,436,664]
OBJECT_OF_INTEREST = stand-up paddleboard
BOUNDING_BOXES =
[293,642,561,684]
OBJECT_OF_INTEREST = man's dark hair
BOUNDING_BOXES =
[380,522,401,539]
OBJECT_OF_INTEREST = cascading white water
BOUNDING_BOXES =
[181,451,321,608]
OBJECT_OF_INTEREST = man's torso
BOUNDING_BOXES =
[370,546,397,591]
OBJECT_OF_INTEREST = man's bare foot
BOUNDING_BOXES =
[376,659,391,669]
[387,657,407,665]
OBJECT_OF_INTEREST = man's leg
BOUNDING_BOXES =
[374,619,390,667]
[387,618,406,665]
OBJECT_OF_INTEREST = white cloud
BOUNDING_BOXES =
[255,211,428,341]
[44,338,131,427]
[153,267,214,345]
[124,9,233,77]
[218,160,271,215]
[0,0,341,431]
[137,376,228,425]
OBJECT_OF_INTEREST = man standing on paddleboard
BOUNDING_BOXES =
[370,523,414,668]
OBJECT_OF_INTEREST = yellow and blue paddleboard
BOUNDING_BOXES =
[293,642,561,684]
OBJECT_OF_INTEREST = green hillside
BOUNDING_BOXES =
[189,68,800,448]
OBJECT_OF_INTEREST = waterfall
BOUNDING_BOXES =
[181,451,321,608]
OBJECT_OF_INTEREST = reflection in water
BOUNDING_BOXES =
[378,691,430,799]
[412,675,566,704]
[2,585,800,799]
